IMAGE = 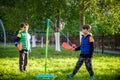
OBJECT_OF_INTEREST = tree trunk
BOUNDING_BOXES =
[79,1,85,44]
[32,34,36,47]
[40,36,44,47]
[55,32,61,51]
[54,10,61,51]
[101,33,104,53]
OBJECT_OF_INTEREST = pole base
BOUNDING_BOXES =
[36,74,54,78]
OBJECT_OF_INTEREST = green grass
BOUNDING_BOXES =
[0,44,120,80]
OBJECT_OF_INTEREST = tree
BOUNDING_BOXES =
[90,0,120,36]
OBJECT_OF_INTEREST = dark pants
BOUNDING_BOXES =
[19,52,28,71]
[72,57,94,76]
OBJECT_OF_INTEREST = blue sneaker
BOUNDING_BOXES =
[90,76,94,80]
[67,74,74,78]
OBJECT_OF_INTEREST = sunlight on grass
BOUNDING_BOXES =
[0,45,120,80]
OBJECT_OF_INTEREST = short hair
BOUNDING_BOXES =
[20,23,26,28]
[82,24,91,30]
[25,23,29,26]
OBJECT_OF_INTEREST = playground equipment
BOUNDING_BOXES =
[36,19,54,79]
[0,19,6,49]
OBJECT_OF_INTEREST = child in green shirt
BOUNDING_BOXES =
[14,23,31,72]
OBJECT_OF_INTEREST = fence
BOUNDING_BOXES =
[94,35,120,51]
[0,33,120,51]
[61,35,120,51]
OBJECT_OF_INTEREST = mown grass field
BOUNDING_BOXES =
[0,44,120,80]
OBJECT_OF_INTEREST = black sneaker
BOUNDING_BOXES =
[20,69,24,72]
[67,74,74,78]
[23,67,26,71]
[90,76,94,80]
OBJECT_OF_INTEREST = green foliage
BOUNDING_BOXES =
[0,44,120,80]
[90,0,120,36]
[62,20,79,36]
[0,0,120,36]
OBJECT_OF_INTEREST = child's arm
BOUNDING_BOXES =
[14,37,20,46]
[89,36,94,54]
[28,33,31,52]
[74,46,80,51]
[90,42,94,54]
[14,33,21,46]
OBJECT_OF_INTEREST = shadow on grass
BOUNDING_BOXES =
[0,47,19,58]
[0,45,120,80]
[1,70,119,80]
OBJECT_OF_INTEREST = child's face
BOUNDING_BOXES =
[21,26,29,32]
[23,25,29,32]
[82,29,89,35]
[21,27,24,31]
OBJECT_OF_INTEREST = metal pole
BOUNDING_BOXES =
[45,19,50,74]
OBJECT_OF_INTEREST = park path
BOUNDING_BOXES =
[94,49,120,55]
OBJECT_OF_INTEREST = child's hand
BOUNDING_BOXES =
[15,42,18,47]
[17,43,22,51]
[71,44,76,51]
[72,44,76,48]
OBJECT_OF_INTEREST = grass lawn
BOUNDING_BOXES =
[0,44,120,80]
